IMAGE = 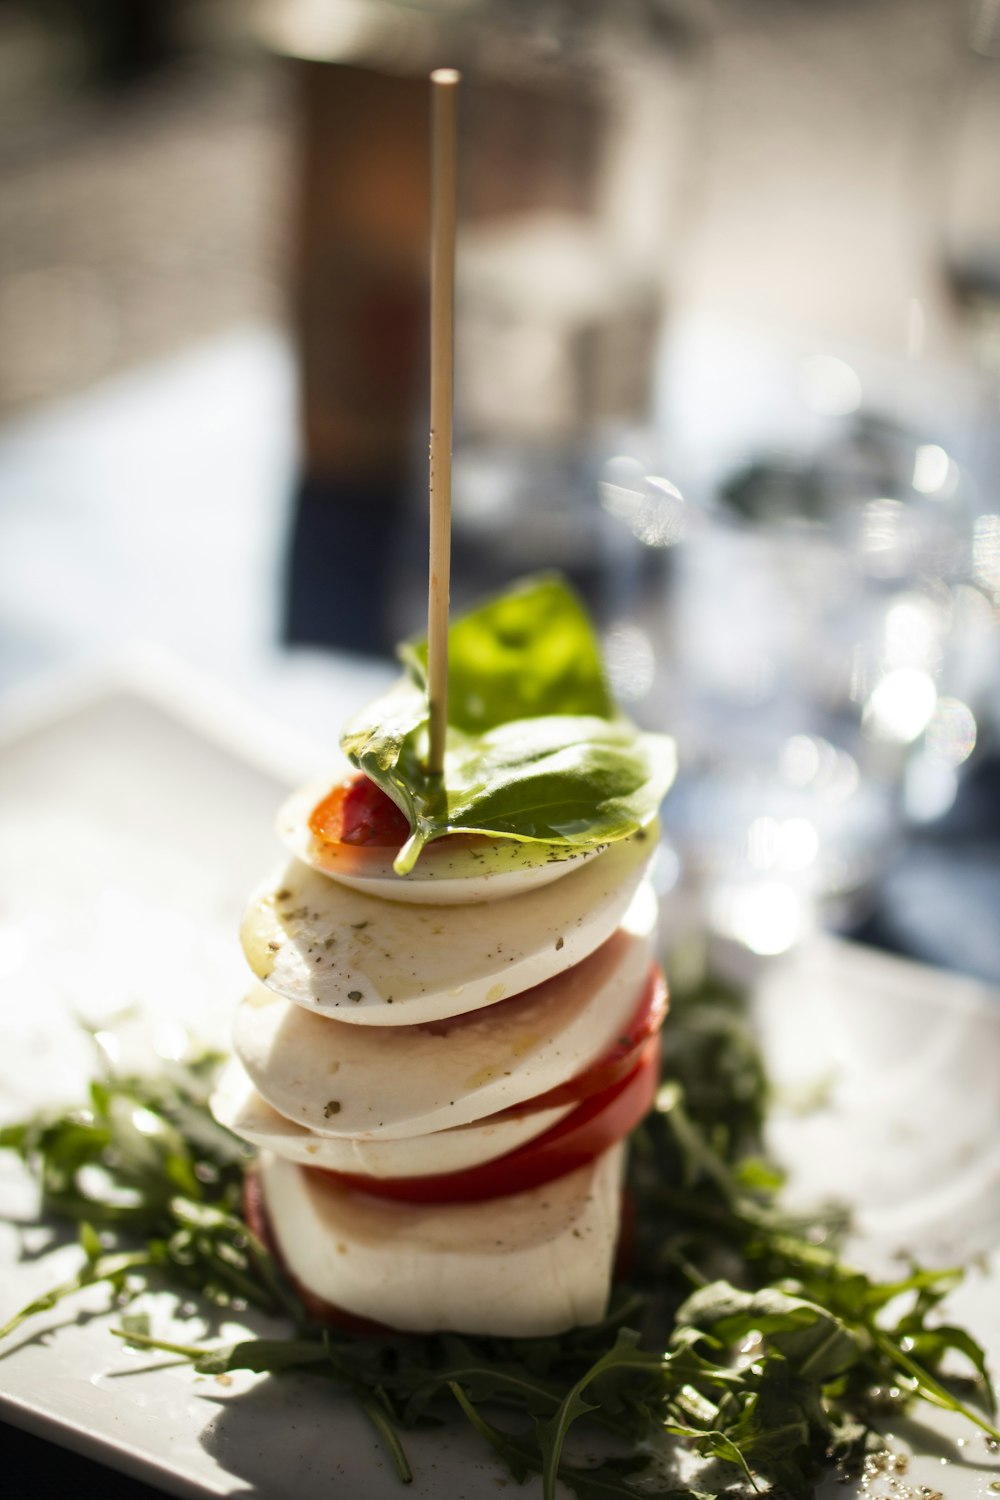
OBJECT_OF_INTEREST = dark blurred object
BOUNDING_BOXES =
[270,1,695,652]
[291,61,430,491]
[285,474,410,652]
[76,0,180,87]
[280,58,430,654]
[277,51,604,652]
[849,748,1000,986]
[0,1418,166,1499]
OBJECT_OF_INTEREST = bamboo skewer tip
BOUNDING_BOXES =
[426,67,459,780]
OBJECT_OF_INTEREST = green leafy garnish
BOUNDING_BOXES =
[2,979,997,1499]
[0,1045,301,1341]
[341,575,675,873]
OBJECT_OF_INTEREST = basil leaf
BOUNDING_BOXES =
[341,577,675,873]
[399,573,613,731]
[444,714,672,838]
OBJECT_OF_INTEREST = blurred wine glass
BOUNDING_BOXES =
[596,377,997,960]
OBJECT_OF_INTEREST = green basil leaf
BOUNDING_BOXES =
[399,573,613,731]
[341,577,675,873]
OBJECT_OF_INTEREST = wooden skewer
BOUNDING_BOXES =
[427,66,459,779]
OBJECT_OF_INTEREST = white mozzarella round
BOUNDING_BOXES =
[240,825,658,1026]
[212,1059,573,1177]
[232,884,655,1139]
[258,1143,625,1336]
[278,782,600,904]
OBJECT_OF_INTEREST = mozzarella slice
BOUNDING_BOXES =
[212,1059,573,1177]
[241,824,658,1025]
[231,887,655,1139]
[278,782,600,904]
[258,1143,625,1336]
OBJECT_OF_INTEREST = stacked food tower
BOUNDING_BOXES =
[213,579,674,1337]
[214,81,673,1339]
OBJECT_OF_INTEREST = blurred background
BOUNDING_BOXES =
[2,0,1000,979]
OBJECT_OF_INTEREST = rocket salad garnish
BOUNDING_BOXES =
[2,977,997,1500]
[340,575,676,874]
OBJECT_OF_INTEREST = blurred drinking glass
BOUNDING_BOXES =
[598,398,997,959]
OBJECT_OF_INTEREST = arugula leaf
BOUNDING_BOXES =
[342,576,675,873]
[0,1248,153,1342]
[451,1382,702,1500]
[111,1328,329,1374]
[449,1383,537,1484]
[2,985,998,1500]
[873,1331,1000,1441]
[675,1284,862,1383]
[892,1323,995,1410]
[537,1331,666,1500]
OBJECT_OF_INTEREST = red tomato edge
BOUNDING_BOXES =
[502,963,667,1114]
[311,1039,661,1205]
[309,775,411,849]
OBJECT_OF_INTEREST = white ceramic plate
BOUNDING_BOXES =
[0,670,998,1500]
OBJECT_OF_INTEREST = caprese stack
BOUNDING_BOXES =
[213,575,675,1336]
[213,774,667,1337]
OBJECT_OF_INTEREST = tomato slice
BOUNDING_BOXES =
[309,775,411,849]
[502,963,666,1114]
[308,772,502,861]
[312,1040,661,1205]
